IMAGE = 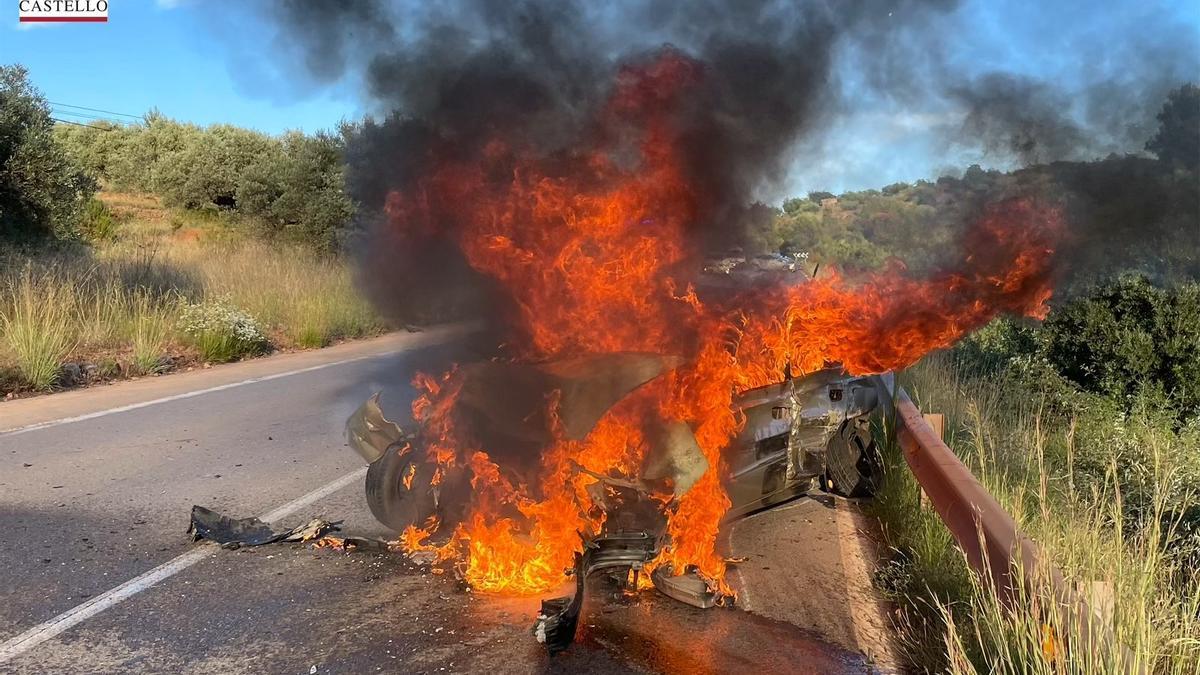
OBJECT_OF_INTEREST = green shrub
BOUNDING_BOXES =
[952,276,1200,424]
[157,124,275,210]
[237,131,355,251]
[1042,275,1200,415]
[952,316,1040,375]
[79,198,119,241]
[177,297,270,363]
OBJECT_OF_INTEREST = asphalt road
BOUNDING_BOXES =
[0,327,878,675]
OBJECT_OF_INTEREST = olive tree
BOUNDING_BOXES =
[0,64,95,240]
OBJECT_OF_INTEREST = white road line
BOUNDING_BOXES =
[0,466,369,665]
[0,352,393,438]
[259,466,368,522]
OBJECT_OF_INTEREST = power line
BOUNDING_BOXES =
[51,117,117,131]
[46,101,145,121]
[52,109,120,122]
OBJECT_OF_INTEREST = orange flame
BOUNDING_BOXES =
[387,51,1062,596]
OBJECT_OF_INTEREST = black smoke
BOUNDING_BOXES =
[261,0,968,322]
[256,0,1198,322]
[272,0,969,240]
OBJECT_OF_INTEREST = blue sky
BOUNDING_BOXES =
[2,0,1197,197]
[1,1,360,134]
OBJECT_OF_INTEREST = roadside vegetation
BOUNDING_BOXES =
[833,86,1199,671]
[870,278,1200,673]
[0,64,384,396]
[0,198,384,395]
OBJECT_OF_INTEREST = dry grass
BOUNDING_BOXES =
[0,192,386,392]
[872,356,1200,673]
[0,267,76,390]
[129,293,174,375]
[178,241,383,349]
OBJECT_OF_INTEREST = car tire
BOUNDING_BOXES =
[822,420,881,498]
[364,443,440,533]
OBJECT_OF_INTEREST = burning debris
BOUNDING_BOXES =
[351,355,901,651]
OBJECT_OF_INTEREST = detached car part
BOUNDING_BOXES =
[534,486,666,654]
[187,505,339,547]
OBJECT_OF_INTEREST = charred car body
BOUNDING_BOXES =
[345,236,892,652]
[346,351,894,653]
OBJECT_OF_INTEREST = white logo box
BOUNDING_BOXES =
[19,0,109,23]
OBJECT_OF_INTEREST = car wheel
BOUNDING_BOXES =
[822,420,881,498]
[364,443,440,532]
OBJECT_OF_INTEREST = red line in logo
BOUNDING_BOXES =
[19,16,108,22]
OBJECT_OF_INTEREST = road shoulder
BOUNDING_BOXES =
[0,324,473,435]
[728,495,903,672]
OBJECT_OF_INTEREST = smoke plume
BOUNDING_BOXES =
[258,0,1198,318]
[264,0,963,320]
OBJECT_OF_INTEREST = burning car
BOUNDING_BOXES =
[346,350,894,652]
[328,40,1064,654]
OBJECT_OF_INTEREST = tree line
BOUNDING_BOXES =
[4,59,1196,270]
[763,84,1200,290]
[53,112,355,250]
[1,64,355,250]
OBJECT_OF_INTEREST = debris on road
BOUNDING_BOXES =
[187,505,393,553]
[533,552,585,655]
[311,535,392,552]
[187,505,338,548]
[650,566,718,609]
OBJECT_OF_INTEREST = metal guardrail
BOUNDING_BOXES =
[892,387,1140,673]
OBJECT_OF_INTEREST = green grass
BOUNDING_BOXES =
[0,191,388,393]
[187,329,256,363]
[872,355,1200,673]
[0,267,76,390]
[129,293,173,375]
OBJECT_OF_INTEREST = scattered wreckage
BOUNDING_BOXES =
[187,505,391,552]
[346,351,894,653]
